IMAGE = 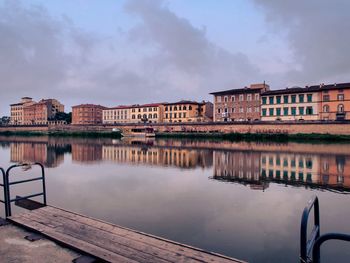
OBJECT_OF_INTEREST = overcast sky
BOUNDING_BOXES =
[1,0,349,115]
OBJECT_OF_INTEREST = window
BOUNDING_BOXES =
[255,107,259,112]
[276,108,281,116]
[307,94,313,102]
[283,95,289,103]
[299,107,304,115]
[338,94,344,101]
[262,97,267,105]
[153,113,157,118]
[137,114,141,119]
[217,96,221,103]
[338,104,344,113]
[255,94,259,101]
[165,113,168,118]
[299,94,304,103]
[291,95,296,103]
[247,107,252,113]
[231,96,235,102]
[269,96,274,104]
[218,108,221,113]
[183,113,186,118]
[239,107,244,113]
[179,113,182,118]
[291,107,296,115]
[132,115,135,119]
[224,96,228,102]
[323,105,329,113]
[323,95,330,101]
[189,106,192,110]
[306,107,313,115]
[247,94,252,101]
[239,95,244,101]
[269,108,274,116]
[174,113,177,118]
[283,107,289,116]
[174,106,178,111]
[183,106,187,110]
[276,96,281,104]
[165,106,168,111]
[148,114,152,118]
[262,109,267,116]
[143,108,147,112]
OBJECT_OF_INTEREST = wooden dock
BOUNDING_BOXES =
[8,205,245,263]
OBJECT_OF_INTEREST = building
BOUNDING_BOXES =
[103,106,131,124]
[129,103,164,123]
[260,86,320,121]
[163,100,213,123]
[210,83,270,122]
[72,104,107,125]
[22,98,64,125]
[10,97,36,125]
[318,83,350,121]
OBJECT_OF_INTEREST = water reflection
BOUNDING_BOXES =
[1,136,350,263]
[2,136,350,193]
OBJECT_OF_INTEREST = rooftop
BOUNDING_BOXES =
[210,83,269,96]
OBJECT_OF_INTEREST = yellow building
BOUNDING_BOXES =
[261,87,320,121]
[163,100,213,123]
[103,106,131,124]
[130,103,164,123]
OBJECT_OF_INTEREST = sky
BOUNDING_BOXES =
[1,0,349,115]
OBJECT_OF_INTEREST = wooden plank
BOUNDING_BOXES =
[42,206,243,263]
[9,206,245,263]
[8,214,136,263]
[17,211,172,263]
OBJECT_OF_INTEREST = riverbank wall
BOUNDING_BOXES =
[1,121,350,135]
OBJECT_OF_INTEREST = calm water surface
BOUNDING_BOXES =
[0,136,349,263]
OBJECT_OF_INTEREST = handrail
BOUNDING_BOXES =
[300,196,350,262]
[5,162,46,217]
[0,168,5,206]
[312,233,350,263]
[300,195,320,263]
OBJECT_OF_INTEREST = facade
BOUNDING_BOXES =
[72,104,106,125]
[10,97,36,125]
[260,87,320,121]
[103,106,131,124]
[130,103,163,123]
[163,100,213,123]
[318,83,350,121]
[210,83,270,122]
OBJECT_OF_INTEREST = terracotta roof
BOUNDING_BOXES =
[72,104,107,109]
[164,100,204,105]
[210,87,266,96]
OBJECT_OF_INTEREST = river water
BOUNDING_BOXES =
[0,136,349,263]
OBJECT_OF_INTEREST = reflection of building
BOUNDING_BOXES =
[212,151,266,190]
[319,155,350,187]
[10,142,64,168]
[260,153,319,183]
[212,150,350,191]
[102,145,211,169]
[71,144,103,163]
[163,101,213,123]
[72,104,107,125]
[210,83,269,122]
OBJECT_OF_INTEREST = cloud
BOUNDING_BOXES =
[0,0,94,114]
[254,0,350,85]
[0,0,262,115]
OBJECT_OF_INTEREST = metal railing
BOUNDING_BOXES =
[0,167,5,207]
[300,195,350,263]
[4,163,47,217]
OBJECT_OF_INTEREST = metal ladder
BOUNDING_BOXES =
[0,163,47,218]
[300,195,350,263]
